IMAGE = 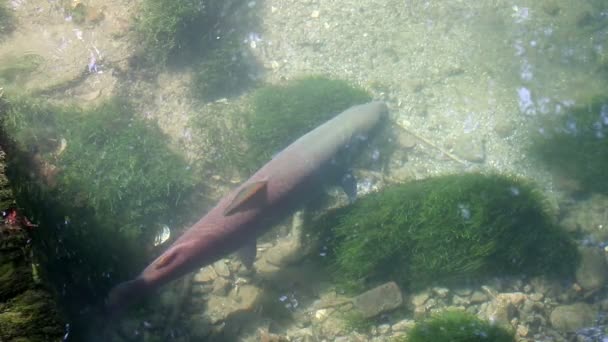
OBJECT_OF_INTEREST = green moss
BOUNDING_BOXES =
[243,76,372,171]
[189,76,372,176]
[397,310,514,342]
[0,95,199,323]
[529,96,608,194]
[312,173,578,291]
[0,289,64,342]
[134,0,229,67]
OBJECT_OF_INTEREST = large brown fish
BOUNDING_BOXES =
[106,101,387,313]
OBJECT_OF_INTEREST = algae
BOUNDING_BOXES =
[0,94,199,328]
[312,173,578,291]
[189,76,373,176]
[396,310,514,342]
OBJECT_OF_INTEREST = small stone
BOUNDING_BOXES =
[391,319,415,332]
[310,10,320,18]
[377,324,391,335]
[194,266,217,283]
[411,291,430,307]
[432,287,450,298]
[516,324,529,337]
[529,292,544,302]
[452,294,470,306]
[352,282,403,318]
[211,277,231,296]
[470,290,488,303]
[213,260,231,277]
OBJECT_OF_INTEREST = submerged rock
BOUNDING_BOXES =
[575,246,608,292]
[352,281,403,318]
[550,302,596,332]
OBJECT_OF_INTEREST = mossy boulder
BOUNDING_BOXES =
[0,95,198,323]
[312,173,578,290]
[190,76,373,175]
[243,77,373,172]
[399,310,514,342]
[134,0,248,68]
[529,96,608,194]
[0,288,64,342]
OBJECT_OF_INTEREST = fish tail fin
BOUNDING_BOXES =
[105,277,147,315]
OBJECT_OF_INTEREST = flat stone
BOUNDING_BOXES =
[550,302,596,332]
[352,282,403,318]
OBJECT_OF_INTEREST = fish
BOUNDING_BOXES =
[105,101,388,313]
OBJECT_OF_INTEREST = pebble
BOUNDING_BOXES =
[391,319,415,332]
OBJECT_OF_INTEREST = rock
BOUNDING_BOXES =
[391,319,415,332]
[194,266,218,283]
[479,293,525,326]
[550,302,596,332]
[352,282,403,318]
[377,324,391,334]
[260,211,307,267]
[205,284,261,324]
[452,294,470,306]
[470,290,489,303]
[411,291,430,307]
[213,260,231,277]
[575,246,607,292]
[211,277,231,296]
[432,286,450,298]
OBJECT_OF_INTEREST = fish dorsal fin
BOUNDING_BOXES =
[224,180,268,216]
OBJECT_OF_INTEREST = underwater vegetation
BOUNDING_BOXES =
[312,173,578,291]
[529,96,608,194]
[0,94,198,327]
[242,77,372,171]
[190,76,372,175]
[395,310,514,342]
[134,0,249,67]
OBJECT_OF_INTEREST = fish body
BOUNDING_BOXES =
[106,101,387,313]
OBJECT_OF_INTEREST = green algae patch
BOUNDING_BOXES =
[190,76,373,176]
[243,77,372,171]
[529,96,608,194]
[312,173,578,291]
[395,310,514,342]
[0,289,64,342]
[0,94,199,323]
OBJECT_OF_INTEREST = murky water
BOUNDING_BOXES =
[0,0,607,341]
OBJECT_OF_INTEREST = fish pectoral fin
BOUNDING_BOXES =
[224,180,268,216]
[154,243,188,270]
